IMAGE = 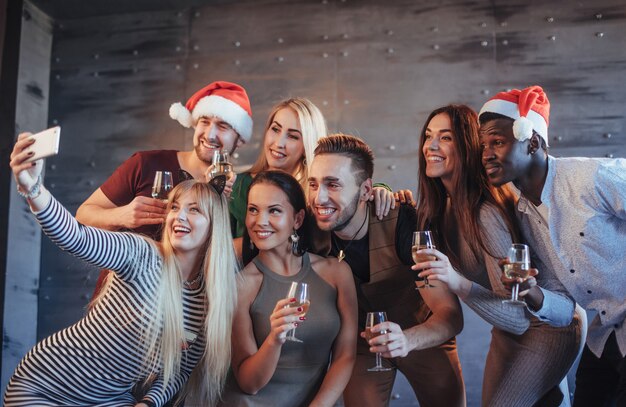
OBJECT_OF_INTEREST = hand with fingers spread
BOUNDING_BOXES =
[267,297,306,346]
[369,186,396,220]
[362,320,410,358]
[411,248,473,298]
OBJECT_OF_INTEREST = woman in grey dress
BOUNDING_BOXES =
[220,171,357,407]
[413,105,586,407]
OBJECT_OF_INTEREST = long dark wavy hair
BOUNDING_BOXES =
[416,104,521,268]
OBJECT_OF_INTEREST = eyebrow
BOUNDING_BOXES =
[272,120,302,135]
[425,127,453,133]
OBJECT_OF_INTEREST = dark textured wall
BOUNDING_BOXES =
[5,0,626,404]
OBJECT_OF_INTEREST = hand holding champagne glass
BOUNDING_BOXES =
[365,312,393,372]
[502,243,530,306]
[284,282,309,343]
[209,150,233,180]
[412,231,436,288]
[151,171,173,201]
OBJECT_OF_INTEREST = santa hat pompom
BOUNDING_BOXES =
[169,102,193,128]
[513,116,533,141]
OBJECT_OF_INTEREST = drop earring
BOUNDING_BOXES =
[289,229,300,255]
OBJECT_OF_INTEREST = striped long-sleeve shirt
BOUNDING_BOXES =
[4,197,206,407]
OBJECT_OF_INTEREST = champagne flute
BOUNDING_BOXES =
[284,282,309,343]
[502,243,530,306]
[151,171,173,201]
[365,311,393,372]
[209,150,233,180]
[412,231,436,288]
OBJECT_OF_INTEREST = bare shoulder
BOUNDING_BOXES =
[237,261,264,304]
[308,252,352,287]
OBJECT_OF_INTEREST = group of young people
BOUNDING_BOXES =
[4,81,625,407]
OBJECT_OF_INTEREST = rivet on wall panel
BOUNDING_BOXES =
[133,67,138,73]
[50,183,56,189]
[606,153,614,158]
[322,35,329,41]
[387,48,394,54]
[88,180,94,186]
[341,51,349,57]
[500,21,508,27]
[502,39,509,46]
[235,60,241,66]
[322,52,329,58]
[386,29,394,36]
[52,119,58,125]
[546,16,554,23]
[595,32,604,38]
[276,56,284,62]
[432,44,440,50]
[548,35,557,41]
[322,0,328,4]
[595,13,603,20]
[93,53,99,60]
[343,100,350,105]
[340,0,346,2]
[556,135,563,141]
[44,295,50,300]
[388,165,397,170]
[479,22,487,28]
[175,64,181,70]
[50,164,57,170]
[193,44,200,51]
[194,11,201,18]
[277,37,284,44]
[193,63,200,69]
[481,89,490,95]
[388,145,396,151]
[55,57,60,63]
[604,133,612,139]
[89,161,96,167]
[342,33,349,39]
[322,100,328,106]
[431,26,438,33]
[55,74,61,80]
[234,41,241,47]
[480,40,489,47]
[176,46,182,52]
[133,50,139,56]
[177,11,183,17]
[93,72,99,77]
[46,276,52,281]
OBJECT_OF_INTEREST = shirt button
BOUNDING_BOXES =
[601,311,606,315]
[570,269,575,273]
[587,290,592,294]
[579,232,585,236]
[615,324,620,329]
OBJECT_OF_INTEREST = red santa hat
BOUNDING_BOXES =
[169,81,253,142]
[479,85,550,146]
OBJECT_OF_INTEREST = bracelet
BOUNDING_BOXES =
[16,175,42,200]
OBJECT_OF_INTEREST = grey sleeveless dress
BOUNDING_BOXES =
[220,252,341,407]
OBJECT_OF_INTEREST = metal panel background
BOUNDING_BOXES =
[7,0,626,405]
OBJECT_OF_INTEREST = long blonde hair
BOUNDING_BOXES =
[144,180,238,406]
[248,97,327,189]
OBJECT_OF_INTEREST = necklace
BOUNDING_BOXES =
[183,272,203,288]
[332,209,369,262]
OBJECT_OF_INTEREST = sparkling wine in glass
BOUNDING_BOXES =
[151,171,173,201]
[209,150,233,180]
[365,311,393,372]
[285,282,309,343]
[502,243,530,306]
[412,231,436,288]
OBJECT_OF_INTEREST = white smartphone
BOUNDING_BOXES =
[24,126,61,163]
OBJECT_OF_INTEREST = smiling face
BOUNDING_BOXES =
[193,115,242,163]
[246,183,304,252]
[263,107,305,174]
[422,113,459,191]
[479,118,531,187]
[308,154,366,232]
[166,190,210,255]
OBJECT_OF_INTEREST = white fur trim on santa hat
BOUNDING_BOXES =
[513,116,533,142]
[192,95,253,142]
[479,99,549,145]
[169,102,193,128]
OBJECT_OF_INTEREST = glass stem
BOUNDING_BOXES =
[375,352,383,368]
